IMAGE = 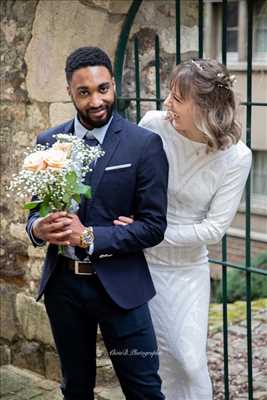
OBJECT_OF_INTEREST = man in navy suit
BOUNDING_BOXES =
[26,47,168,400]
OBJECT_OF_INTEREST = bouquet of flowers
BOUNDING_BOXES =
[9,133,104,251]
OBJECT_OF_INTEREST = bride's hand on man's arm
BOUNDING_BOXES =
[113,216,134,226]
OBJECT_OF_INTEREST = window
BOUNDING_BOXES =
[204,0,267,64]
[252,150,267,197]
[226,1,239,57]
[254,0,267,60]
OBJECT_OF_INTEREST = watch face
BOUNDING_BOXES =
[80,227,94,248]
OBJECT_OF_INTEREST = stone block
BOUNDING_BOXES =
[0,254,27,279]
[44,350,61,382]
[12,340,45,376]
[1,18,17,44]
[0,345,11,366]
[90,0,131,14]
[96,335,117,384]
[27,245,46,282]
[0,103,26,130]
[15,293,55,347]
[9,223,27,242]
[49,103,75,127]
[29,261,43,281]
[0,0,38,103]
[0,284,18,341]
[0,365,61,400]
[1,216,8,232]
[25,0,126,102]
[25,103,49,133]
[161,25,198,54]
[27,245,46,259]
[95,385,124,400]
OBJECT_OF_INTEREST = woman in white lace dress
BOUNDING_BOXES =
[114,59,252,400]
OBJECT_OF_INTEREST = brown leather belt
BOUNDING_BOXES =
[63,258,96,276]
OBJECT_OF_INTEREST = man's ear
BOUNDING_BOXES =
[112,77,116,92]
[67,85,71,97]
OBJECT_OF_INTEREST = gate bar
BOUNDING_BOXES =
[176,0,181,64]
[198,0,204,58]
[134,37,141,123]
[155,35,161,110]
[114,0,143,97]
[245,0,253,398]
[221,1,229,398]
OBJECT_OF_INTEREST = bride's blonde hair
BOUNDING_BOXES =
[169,59,241,151]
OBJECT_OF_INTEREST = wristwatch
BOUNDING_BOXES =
[79,226,94,248]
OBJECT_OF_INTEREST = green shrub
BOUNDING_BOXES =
[212,251,267,303]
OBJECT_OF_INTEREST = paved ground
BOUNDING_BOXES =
[0,366,61,400]
[208,304,267,400]
[208,309,267,400]
[0,365,124,400]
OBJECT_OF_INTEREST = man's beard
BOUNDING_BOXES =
[74,102,114,129]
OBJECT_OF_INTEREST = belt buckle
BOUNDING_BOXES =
[74,260,94,276]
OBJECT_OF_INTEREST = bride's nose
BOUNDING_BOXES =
[164,93,172,108]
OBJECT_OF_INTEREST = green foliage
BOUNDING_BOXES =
[23,200,43,210]
[39,202,52,217]
[66,170,77,186]
[252,251,267,269]
[209,298,267,333]
[212,251,267,303]
[75,183,91,198]
[23,170,91,217]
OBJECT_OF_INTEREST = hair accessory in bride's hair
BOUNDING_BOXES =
[229,75,237,85]
[216,72,236,90]
[191,59,204,71]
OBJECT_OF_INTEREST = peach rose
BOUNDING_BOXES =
[52,142,73,157]
[44,149,68,170]
[23,151,47,172]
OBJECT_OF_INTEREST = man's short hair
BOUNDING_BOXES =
[65,47,113,82]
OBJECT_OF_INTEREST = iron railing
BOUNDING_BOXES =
[114,1,267,399]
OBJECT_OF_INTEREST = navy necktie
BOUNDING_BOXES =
[75,133,99,260]
[84,133,99,147]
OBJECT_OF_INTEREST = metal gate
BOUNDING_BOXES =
[114,1,267,399]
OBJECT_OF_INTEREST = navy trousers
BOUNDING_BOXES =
[44,262,165,400]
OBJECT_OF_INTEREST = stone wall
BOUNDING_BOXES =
[122,0,199,119]
[0,0,131,381]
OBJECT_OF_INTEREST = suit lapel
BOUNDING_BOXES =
[62,119,75,134]
[56,115,123,211]
[90,113,123,202]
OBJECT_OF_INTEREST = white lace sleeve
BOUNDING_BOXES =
[158,150,252,248]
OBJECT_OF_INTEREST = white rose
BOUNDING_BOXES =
[23,151,47,172]
[52,142,73,157]
[44,149,68,169]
